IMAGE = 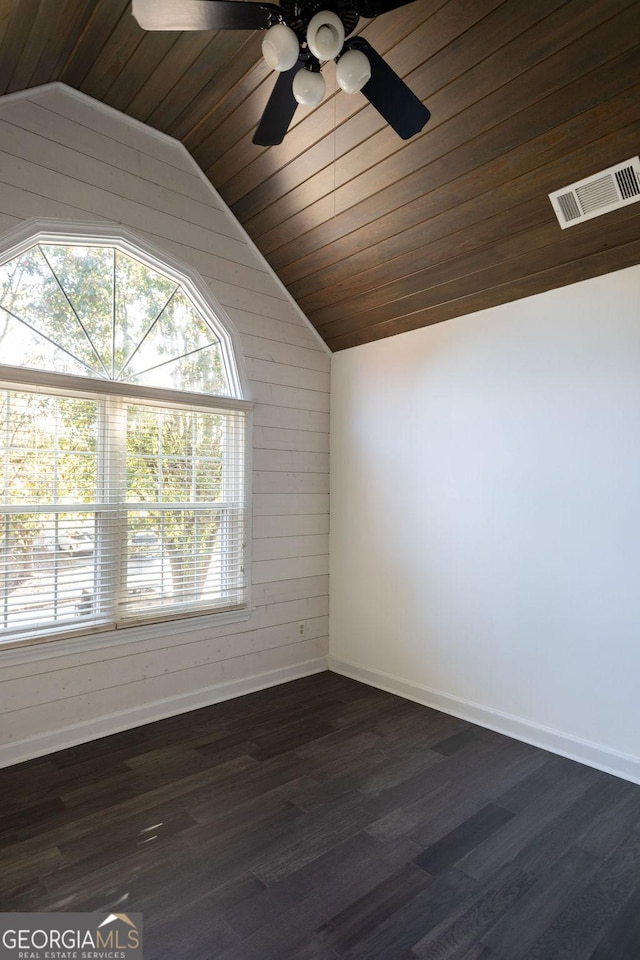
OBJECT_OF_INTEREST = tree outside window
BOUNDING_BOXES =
[0,232,249,647]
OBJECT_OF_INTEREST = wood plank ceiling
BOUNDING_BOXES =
[0,0,638,350]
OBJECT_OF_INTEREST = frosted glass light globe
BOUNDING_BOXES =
[336,48,371,93]
[262,24,299,72]
[292,68,326,106]
[306,10,344,61]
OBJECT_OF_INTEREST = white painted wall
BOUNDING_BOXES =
[330,264,640,782]
[0,84,330,764]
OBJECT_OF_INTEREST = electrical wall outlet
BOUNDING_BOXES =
[298,622,305,637]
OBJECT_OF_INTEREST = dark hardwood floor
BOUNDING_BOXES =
[1,672,640,959]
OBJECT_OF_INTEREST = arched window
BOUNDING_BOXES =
[0,224,251,649]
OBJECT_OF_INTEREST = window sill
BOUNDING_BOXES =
[0,606,255,667]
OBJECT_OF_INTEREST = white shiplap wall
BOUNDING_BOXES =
[0,84,330,765]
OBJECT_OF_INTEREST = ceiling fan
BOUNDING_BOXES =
[131,0,431,146]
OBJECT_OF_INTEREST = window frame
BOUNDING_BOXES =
[0,221,253,663]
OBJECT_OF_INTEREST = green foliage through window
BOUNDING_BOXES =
[0,243,231,395]
[0,238,248,645]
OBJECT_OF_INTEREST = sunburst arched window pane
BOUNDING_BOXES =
[0,231,248,649]
[0,243,232,396]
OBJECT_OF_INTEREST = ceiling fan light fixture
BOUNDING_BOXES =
[292,67,326,106]
[262,23,299,71]
[336,48,371,93]
[306,10,344,61]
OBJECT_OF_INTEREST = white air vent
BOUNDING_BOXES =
[549,157,640,228]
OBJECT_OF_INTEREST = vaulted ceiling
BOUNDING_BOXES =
[0,0,638,350]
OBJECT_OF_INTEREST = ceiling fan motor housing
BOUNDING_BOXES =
[279,0,359,40]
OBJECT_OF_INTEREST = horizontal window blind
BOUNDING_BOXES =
[0,384,248,645]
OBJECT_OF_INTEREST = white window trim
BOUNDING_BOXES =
[0,219,254,660]
[0,217,251,401]
[0,604,255,666]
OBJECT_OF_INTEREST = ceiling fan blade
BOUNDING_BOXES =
[132,0,282,32]
[253,59,304,146]
[353,0,417,17]
[344,36,430,139]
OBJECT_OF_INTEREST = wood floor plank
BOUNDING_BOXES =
[222,838,424,960]
[116,856,265,931]
[250,794,377,886]
[327,868,477,960]
[224,832,418,940]
[431,728,481,756]
[457,762,601,882]
[146,911,240,960]
[413,803,515,876]
[460,946,500,960]
[521,829,640,960]
[496,753,586,814]
[2,673,640,959]
[399,748,548,849]
[576,784,640,858]
[314,861,432,956]
[483,845,601,959]
[587,882,640,960]
[509,775,637,878]
[411,863,537,959]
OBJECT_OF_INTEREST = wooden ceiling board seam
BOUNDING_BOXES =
[313,198,640,337]
[146,33,247,132]
[234,104,369,231]
[324,203,640,334]
[326,235,640,350]
[31,0,97,87]
[195,64,298,181]
[8,0,63,92]
[324,0,627,202]
[262,0,637,267]
[103,30,181,114]
[264,24,640,283]
[279,51,640,292]
[164,32,266,140]
[294,69,640,316]
[288,80,640,324]
[180,35,282,154]
[213,80,343,203]
[296,201,554,317]
[350,235,640,347]
[0,0,16,48]
[0,0,40,93]
[200,75,341,191]
[239,147,340,239]
[143,30,230,130]
[125,32,214,122]
[314,223,570,338]
[58,0,131,89]
[79,8,147,102]
[268,1,577,218]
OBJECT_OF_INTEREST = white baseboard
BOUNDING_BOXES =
[329,656,640,785]
[0,657,329,768]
